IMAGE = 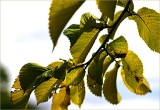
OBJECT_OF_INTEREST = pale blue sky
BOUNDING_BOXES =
[1,0,160,109]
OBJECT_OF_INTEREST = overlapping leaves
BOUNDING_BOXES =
[49,0,85,49]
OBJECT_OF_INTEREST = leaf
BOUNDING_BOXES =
[99,34,108,44]
[96,0,117,21]
[88,51,106,84]
[103,63,121,104]
[51,87,70,110]
[80,13,99,31]
[71,28,100,64]
[87,75,102,96]
[49,0,85,49]
[19,63,47,91]
[129,7,160,53]
[53,62,68,80]
[70,80,85,107]
[65,67,85,86]
[117,0,134,11]
[47,61,67,80]
[108,11,130,39]
[11,76,33,109]
[108,36,128,57]
[121,51,151,95]
[102,56,114,75]
[34,77,58,104]
[63,24,82,47]
[12,76,21,89]
[121,69,151,95]
[47,61,63,70]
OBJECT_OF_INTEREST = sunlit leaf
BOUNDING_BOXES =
[70,80,85,107]
[71,28,100,64]
[99,34,108,44]
[103,63,121,104]
[51,87,70,110]
[108,36,128,57]
[34,77,58,104]
[12,76,21,89]
[65,67,85,86]
[117,0,134,11]
[129,7,160,52]
[121,51,151,95]
[96,0,117,21]
[19,63,47,91]
[108,11,130,39]
[63,24,82,47]
[49,0,85,49]
[11,76,33,109]
[87,75,102,96]
[121,69,151,95]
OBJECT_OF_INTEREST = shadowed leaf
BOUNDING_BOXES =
[103,63,121,104]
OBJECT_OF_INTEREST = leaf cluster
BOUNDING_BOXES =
[11,0,159,110]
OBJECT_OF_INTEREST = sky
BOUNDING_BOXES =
[1,0,160,109]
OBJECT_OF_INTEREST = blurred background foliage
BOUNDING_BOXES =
[0,63,37,109]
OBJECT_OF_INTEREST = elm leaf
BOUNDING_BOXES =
[49,0,84,49]
[129,7,160,52]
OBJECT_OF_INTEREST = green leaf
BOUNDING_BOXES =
[70,80,85,107]
[102,56,114,75]
[63,24,82,47]
[49,0,85,49]
[108,36,128,57]
[87,75,102,96]
[65,67,85,86]
[99,34,108,44]
[121,51,151,95]
[88,51,106,84]
[103,63,121,104]
[54,62,68,80]
[11,76,33,109]
[117,0,134,11]
[47,61,63,70]
[12,76,21,89]
[47,61,67,80]
[96,0,117,21]
[121,69,151,95]
[129,7,160,53]
[87,51,107,96]
[34,77,58,104]
[108,11,130,39]
[51,87,70,110]
[80,13,99,31]
[19,63,47,91]
[71,28,100,64]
